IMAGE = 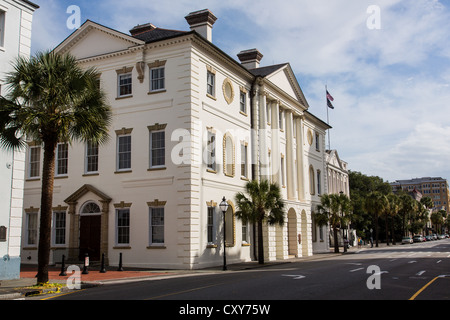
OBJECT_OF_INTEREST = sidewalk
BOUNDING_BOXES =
[0,248,360,300]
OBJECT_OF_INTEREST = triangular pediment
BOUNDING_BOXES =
[64,184,112,204]
[263,64,310,109]
[55,20,144,60]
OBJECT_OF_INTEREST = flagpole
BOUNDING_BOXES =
[326,85,331,150]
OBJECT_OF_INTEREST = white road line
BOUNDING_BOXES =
[437,260,442,264]
[349,268,364,273]
[416,270,426,276]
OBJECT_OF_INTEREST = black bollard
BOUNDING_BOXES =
[100,253,106,273]
[117,252,123,271]
[82,253,89,274]
[59,254,67,276]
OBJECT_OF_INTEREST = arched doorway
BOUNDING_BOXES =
[79,201,102,261]
[287,208,298,257]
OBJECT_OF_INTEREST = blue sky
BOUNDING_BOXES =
[30,0,450,183]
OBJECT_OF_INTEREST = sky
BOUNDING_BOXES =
[29,0,450,183]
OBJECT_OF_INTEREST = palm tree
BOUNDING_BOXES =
[315,193,351,253]
[386,193,400,245]
[364,191,387,247]
[0,51,111,284]
[235,180,285,264]
[398,193,417,237]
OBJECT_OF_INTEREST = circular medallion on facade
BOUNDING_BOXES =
[222,78,234,105]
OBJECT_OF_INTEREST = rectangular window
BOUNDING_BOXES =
[240,91,247,114]
[53,211,66,245]
[116,208,130,245]
[0,10,5,48]
[118,73,132,97]
[242,222,249,244]
[56,143,68,176]
[26,212,38,246]
[207,206,215,244]
[207,131,216,171]
[317,170,322,195]
[117,135,131,170]
[150,130,165,168]
[28,146,40,178]
[85,141,99,173]
[241,143,248,178]
[149,207,164,245]
[315,133,320,150]
[207,71,215,96]
[150,67,165,91]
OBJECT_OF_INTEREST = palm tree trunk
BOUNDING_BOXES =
[385,217,390,246]
[37,140,57,284]
[333,226,339,253]
[391,215,396,245]
[257,220,264,264]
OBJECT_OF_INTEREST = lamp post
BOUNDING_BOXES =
[219,196,229,271]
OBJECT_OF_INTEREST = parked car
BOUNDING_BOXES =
[438,234,446,240]
[425,235,433,241]
[432,234,438,240]
[402,237,413,244]
[413,235,424,243]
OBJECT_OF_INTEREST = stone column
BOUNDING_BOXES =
[285,111,296,200]
[295,117,305,201]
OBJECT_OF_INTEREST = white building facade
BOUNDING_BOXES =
[21,9,331,269]
[0,0,38,280]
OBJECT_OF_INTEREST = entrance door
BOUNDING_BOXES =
[79,215,101,261]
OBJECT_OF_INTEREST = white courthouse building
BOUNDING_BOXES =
[0,0,38,280]
[21,9,333,269]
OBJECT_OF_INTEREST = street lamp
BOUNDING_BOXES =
[219,196,229,271]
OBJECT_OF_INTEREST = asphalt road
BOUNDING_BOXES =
[48,239,450,303]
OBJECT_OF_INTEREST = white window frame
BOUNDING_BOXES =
[207,71,215,97]
[241,143,248,178]
[149,130,165,169]
[150,66,165,92]
[206,131,216,171]
[26,211,38,246]
[52,211,66,246]
[149,206,165,246]
[85,141,99,174]
[207,206,216,245]
[240,91,247,114]
[115,208,130,246]
[117,134,131,171]
[117,73,132,97]
[56,143,68,176]
[28,146,41,179]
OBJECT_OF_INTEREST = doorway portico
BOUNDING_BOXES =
[64,184,112,263]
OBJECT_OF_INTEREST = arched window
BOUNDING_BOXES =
[309,165,315,195]
[81,202,101,215]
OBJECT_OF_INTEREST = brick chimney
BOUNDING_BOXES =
[185,9,217,42]
[237,49,264,69]
[130,23,157,36]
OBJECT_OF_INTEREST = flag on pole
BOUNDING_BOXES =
[326,90,334,109]
[326,90,334,101]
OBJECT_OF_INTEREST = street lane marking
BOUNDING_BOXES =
[282,274,305,280]
[437,260,442,264]
[349,268,364,273]
[416,271,426,276]
[409,276,439,300]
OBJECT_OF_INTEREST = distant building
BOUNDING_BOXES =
[0,0,39,280]
[390,177,450,213]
